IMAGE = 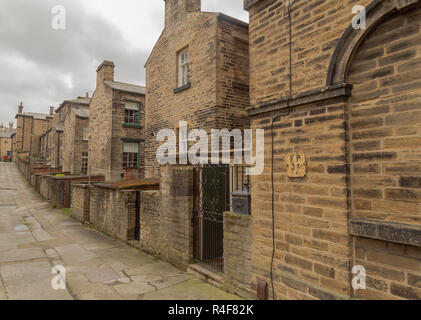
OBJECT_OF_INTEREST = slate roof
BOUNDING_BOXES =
[16,112,53,120]
[57,96,91,113]
[104,80,146,95]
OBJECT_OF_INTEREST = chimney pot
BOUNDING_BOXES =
[18,102,23,114]
[86,92,89,98]
[9,122,13,129]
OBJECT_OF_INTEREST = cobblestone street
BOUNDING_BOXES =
[0,163,238,300]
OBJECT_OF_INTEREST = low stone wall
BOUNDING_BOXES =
[70,184,91,223]
[223,212,253,299]
[39,175,51,200]
[34,173,49,194]
[50,175,104,209]
[160,165,194,269]
[139,165,194,270]
[16,159,30,181]
[30,166,62,187]
[139,190,161,255]
[89,185,137,241]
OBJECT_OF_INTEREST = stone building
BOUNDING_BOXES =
[89,60,145,182]
[10,132,16,162]
[39,128,51,160]
[145,0,250,178]
[14,103,53,161]
[62,108,89,175]
[48,121,63,169]
[0,122,15,161]
[135,0,251,294]
[242,0,421,300]
[49,97,90,170]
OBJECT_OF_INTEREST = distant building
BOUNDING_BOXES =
[49,96,90,170]
[0,122,16,161]
[89,60,145,181]
[14,103,53,161]
[62,107,89,175]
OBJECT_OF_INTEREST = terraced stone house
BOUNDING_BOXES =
[138,0,251,293]
[14,103,53,161]
[0,123,15,161]
[89,60,146,182]
[49,96,90,171]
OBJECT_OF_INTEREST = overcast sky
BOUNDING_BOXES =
[0,0,248,126]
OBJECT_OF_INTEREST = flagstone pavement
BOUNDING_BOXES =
[0,163,239,300]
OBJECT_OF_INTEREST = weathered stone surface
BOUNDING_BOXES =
[350,218,421,247]
[0,163,238,300]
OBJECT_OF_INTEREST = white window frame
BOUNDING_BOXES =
[81,152,88,174]
[123,142,139,169]
[178,48,190,88]
[124,101,140,125]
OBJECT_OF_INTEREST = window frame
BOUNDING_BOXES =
[124,101,141,127]
[177,48,190,88]
[81,152,88,174]
[123,141,140,169]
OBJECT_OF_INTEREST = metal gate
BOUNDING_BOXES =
[193,165,229,272]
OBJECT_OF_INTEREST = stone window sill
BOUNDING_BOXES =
[173,83,191,94]
[123,123,143,129]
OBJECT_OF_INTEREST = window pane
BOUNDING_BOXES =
[178,49,189,87]
[125,109,139,124]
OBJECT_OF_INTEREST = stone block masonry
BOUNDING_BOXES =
[223,212,253,299]
[250,99,351,300]
[145,0,250,178]
[89,184,137,241]
[139,165,195,269]
[245,0,421,300]
[139,190,161,257]
[70,184,91,223]
[89,60,145,182]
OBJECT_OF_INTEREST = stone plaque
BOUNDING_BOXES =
[287,152,306,178]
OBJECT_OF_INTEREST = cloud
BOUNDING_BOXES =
[0,0,248,125]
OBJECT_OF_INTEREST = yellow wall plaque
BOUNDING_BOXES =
[287,152,306,178]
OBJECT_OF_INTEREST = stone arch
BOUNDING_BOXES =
[326,0,420,86]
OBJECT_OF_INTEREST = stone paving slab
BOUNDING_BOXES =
[55,244,97,264]
[0,163,240,300]
[0,247,45,263]
[140,279,242,300]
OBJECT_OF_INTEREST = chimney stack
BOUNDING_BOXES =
[86,92,90,98]
[165,0,201,27]
[50,106,55,115]
[18,102,23,114]
[96,60,115,87]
